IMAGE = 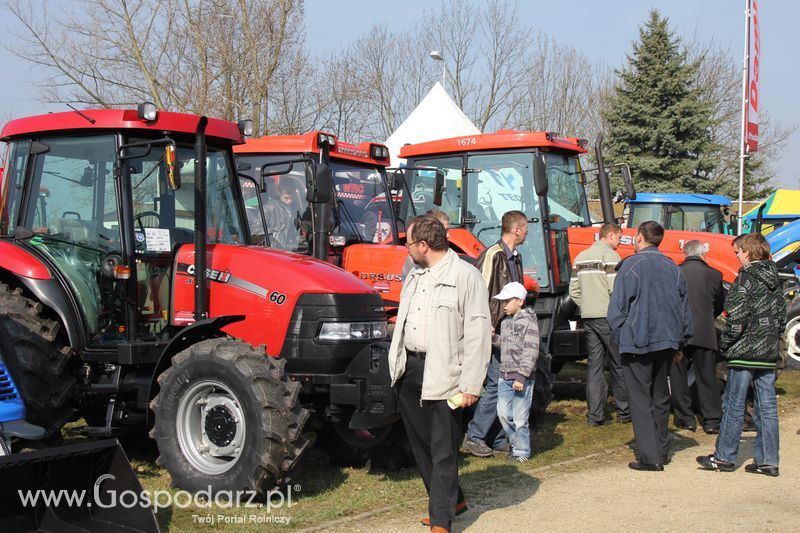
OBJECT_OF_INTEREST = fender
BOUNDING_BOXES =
[144,314,245,424]
[0,241,86,347]
[0,241,51,280]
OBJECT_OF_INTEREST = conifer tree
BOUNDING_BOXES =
[604,10,719,194]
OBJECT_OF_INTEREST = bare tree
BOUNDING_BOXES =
[3,0,304,134]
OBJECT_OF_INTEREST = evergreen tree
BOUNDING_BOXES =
[604,10,720,194]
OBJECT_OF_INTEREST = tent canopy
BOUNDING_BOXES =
[384,82,480,164]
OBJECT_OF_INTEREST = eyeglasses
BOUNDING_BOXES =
[405,240,424,248]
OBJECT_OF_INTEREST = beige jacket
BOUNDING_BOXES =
[568,240,620,319]
[389,249,492,400]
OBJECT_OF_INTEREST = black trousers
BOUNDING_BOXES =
[584,318,629,422]
[397,355,464,530]
[621,349,673,465]
[669,345,722,428]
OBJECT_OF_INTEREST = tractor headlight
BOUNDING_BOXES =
[318,321,388,341]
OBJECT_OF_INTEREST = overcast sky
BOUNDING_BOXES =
[1,0,797,189]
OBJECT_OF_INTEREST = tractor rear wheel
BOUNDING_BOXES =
[150,338,310,496]
[0,283,75,437]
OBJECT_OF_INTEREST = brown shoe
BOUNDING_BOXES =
[419,500,468,526]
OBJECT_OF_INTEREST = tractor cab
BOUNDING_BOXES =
[0,107,248,348]
[234,133,397,262]
[624,193,736,235]
[399,131,593,293]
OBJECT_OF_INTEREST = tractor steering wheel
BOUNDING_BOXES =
[134,211,161,233]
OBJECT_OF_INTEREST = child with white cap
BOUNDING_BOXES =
[492,281,540,462]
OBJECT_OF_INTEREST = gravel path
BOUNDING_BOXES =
[318,405,800,532]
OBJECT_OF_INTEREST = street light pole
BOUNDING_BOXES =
[429,50,446,90]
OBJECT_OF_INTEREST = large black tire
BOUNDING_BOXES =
[782,293,800,370]
[150,338,310,496]
[315,418,393,467]
[532,353,554,424]
[0,283,75,437]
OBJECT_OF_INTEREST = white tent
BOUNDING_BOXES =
[384,82,480,164]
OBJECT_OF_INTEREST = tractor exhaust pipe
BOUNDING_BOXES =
[194,116,209,320]
[594,134,616,224]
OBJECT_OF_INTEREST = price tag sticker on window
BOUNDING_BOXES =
[144,228,172,252]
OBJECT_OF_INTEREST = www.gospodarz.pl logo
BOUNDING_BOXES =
[17,474,298,513]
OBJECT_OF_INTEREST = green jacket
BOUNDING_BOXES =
[568,240,620,319]
[720,260,786,369]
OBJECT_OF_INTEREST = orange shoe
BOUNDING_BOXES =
[419,500,468,526]
[431,527,449,533]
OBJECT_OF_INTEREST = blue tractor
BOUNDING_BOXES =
[623,193,736,235]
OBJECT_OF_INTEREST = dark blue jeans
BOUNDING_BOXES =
[715,367,780,467]
[466,349,508,448]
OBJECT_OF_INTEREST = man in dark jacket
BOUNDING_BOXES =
[608,221,693,471]
[462,210,527,457]
[670,240,725,433]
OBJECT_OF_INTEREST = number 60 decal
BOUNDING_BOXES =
[269,291,286,305]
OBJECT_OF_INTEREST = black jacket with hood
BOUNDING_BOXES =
[720,260,787,369]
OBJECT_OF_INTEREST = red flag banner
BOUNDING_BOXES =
[746,0,760,152]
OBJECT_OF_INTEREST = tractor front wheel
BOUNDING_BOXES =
[150,338,309,496]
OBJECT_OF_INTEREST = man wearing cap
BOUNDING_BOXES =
[389,215,492,533]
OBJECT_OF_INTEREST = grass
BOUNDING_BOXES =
[70,364,800,531]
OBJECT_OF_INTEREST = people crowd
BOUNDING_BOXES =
[390,213,787,533]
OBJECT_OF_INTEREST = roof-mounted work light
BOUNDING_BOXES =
[136,102,158,122]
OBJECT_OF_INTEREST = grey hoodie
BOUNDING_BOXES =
[495,307,539,383]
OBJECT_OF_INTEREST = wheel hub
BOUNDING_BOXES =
[204,405,236,447]
[176,381,247,475]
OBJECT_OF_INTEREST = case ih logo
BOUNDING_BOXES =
[176,263,232,283]
[360,272,402,282]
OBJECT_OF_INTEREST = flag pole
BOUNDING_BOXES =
[737,0,751,234]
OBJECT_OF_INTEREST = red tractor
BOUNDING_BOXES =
[395,131,742,410]
[0,105,395,495]
[234,132,410,312]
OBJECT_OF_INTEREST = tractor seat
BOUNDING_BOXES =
[49,218,97,243]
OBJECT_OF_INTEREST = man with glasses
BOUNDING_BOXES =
[390,215,491,533]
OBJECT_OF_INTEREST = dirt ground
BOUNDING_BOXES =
[314,406,800,532]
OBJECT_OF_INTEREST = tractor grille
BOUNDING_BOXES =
[0,361,20,402]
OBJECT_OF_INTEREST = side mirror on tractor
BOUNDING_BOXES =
[534,154,548,197]
[432,169,445,206]
[165,142,180,191]
[619,164,635,201]
[390,169,405,191]
[306,163,332,204]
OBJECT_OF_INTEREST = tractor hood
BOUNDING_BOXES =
[171,244,384,356]
[173,244,376,301]
[568,227,740,284]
